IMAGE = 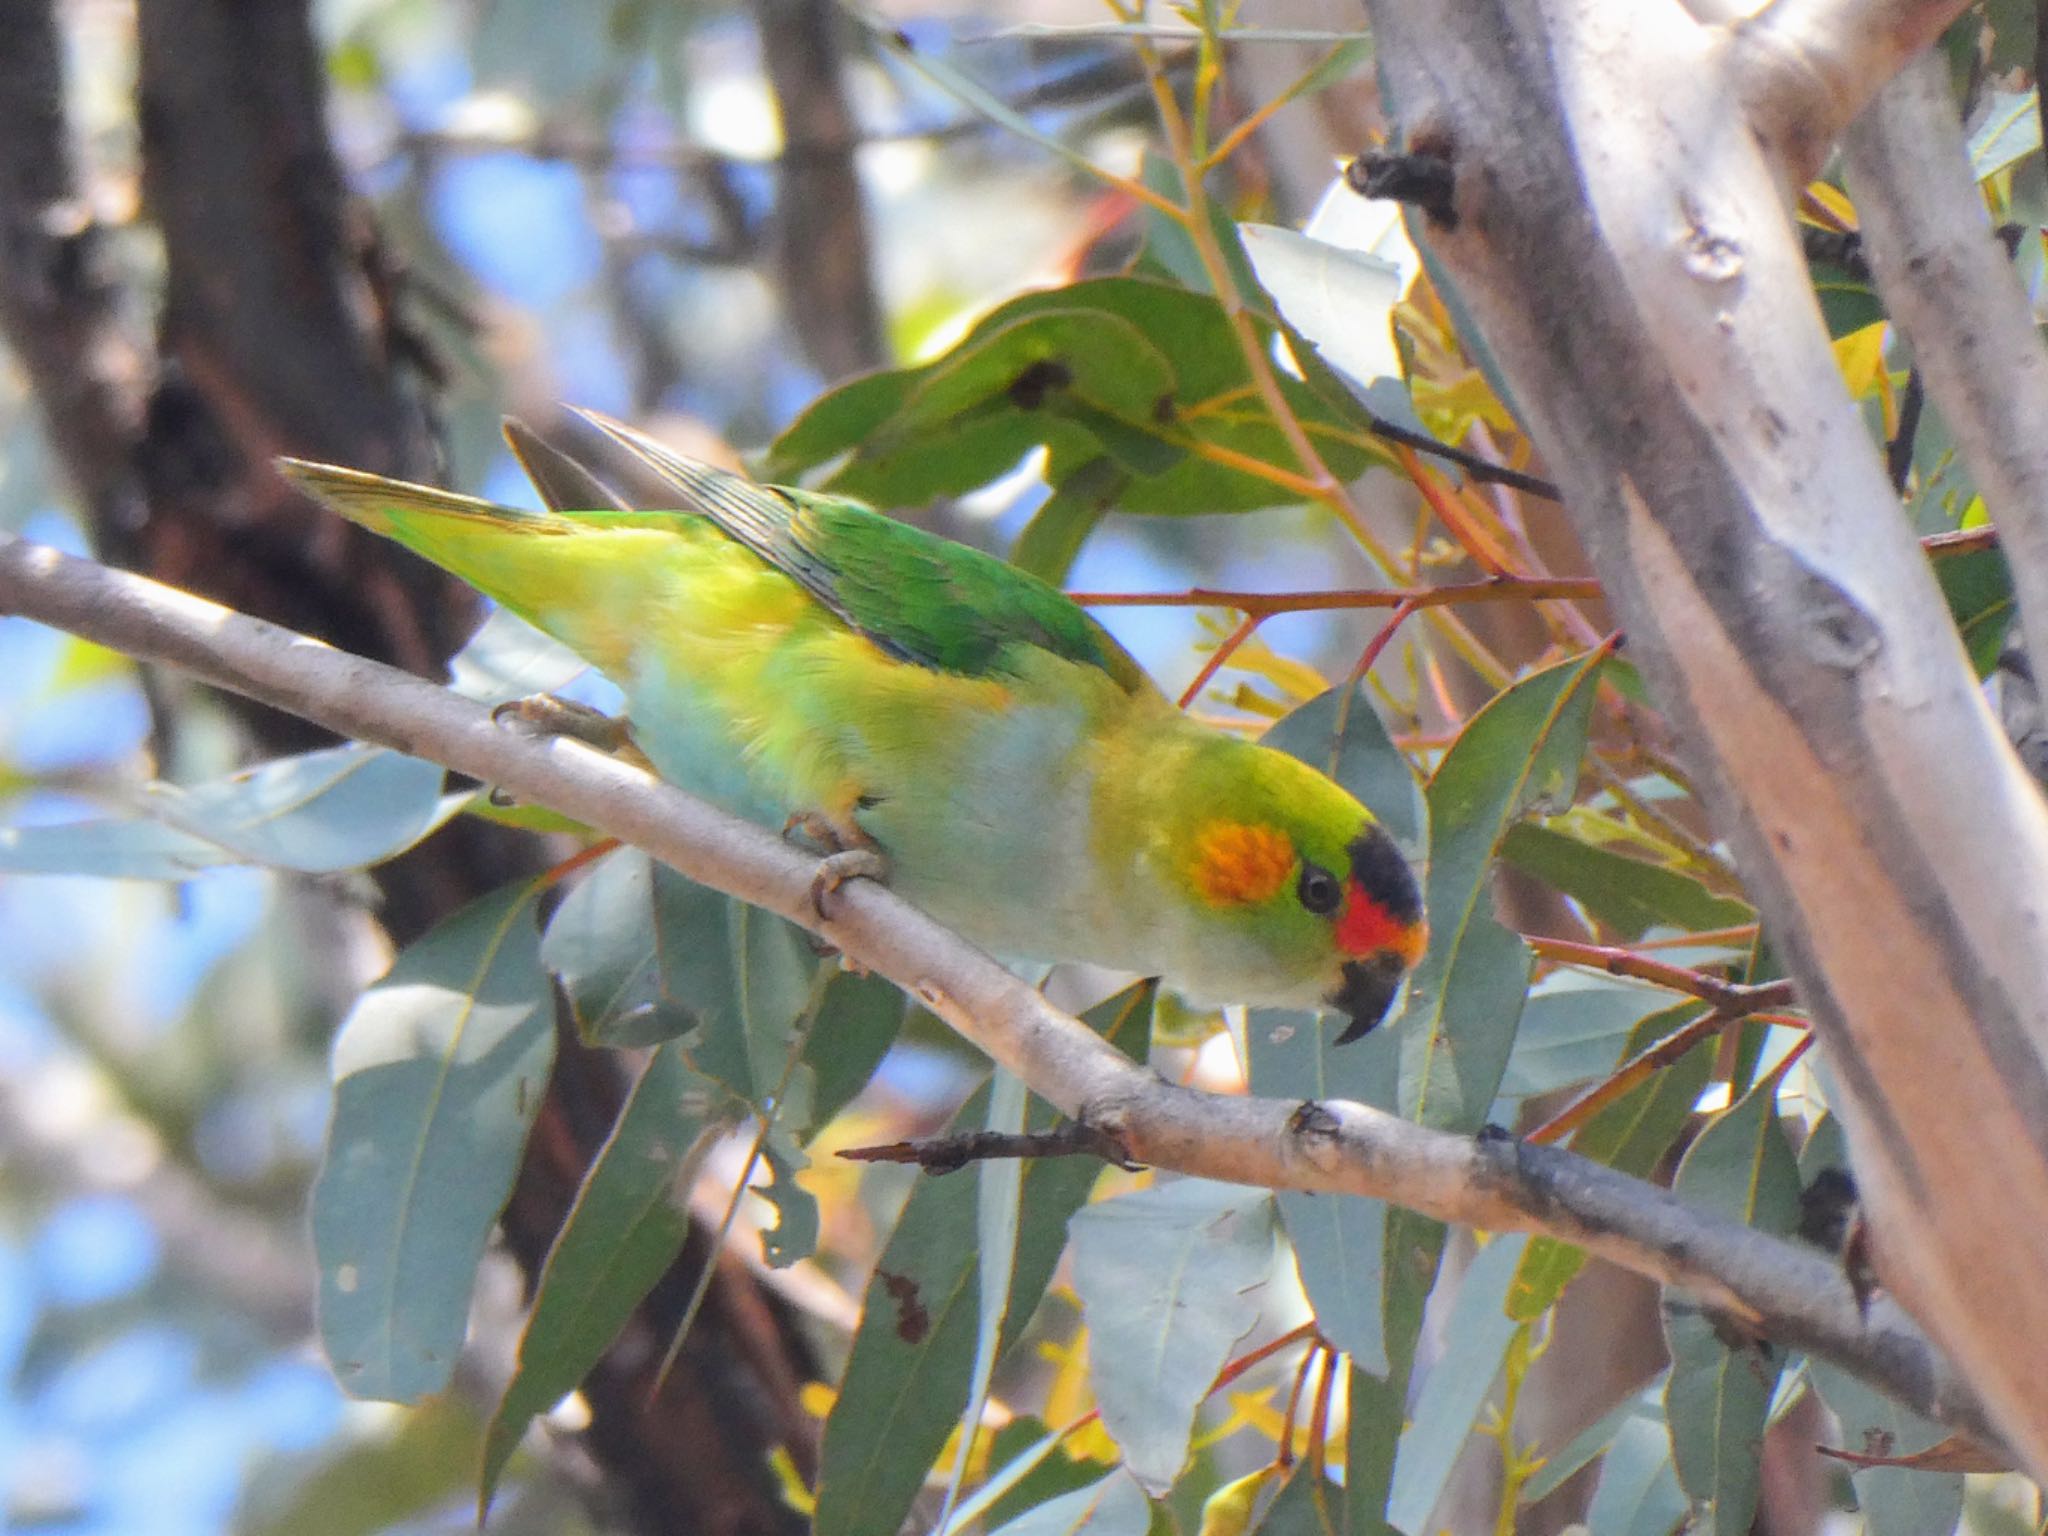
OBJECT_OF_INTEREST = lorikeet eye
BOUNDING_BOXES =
[1297,861,1343,915]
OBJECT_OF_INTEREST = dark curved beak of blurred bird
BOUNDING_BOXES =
[1330,952,1410,1045]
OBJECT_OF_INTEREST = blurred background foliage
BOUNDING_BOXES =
[2,1,2045,1534]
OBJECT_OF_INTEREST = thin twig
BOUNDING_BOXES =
[1069,575,1604,615]
[1395,444,1515,576]
[1178,613,1263,709]
[1525,1005,1731,1146]
[1524,933,1798,1014]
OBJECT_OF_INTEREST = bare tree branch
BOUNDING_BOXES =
[1842,51,2048,694]
[1722,0,1973,185]
[1369,0,2048,1476]
[0,529,2007,1455]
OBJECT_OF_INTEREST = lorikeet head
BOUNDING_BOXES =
[1153,739,1426,1041]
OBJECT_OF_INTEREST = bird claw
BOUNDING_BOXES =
[809,847,888,921]
[492,694,641,756]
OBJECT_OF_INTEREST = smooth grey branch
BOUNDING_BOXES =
[0,530,2007,1452]
[1843,51,2048,696]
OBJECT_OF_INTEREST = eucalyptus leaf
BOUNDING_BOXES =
[1807,1359,1965,1536]
[1253,1467,1347,1534]
[1138,153,1263,300]
[447,605,589,703]
[1497,975,1671,1100]
[1574,1003,1719,1170]
[478,1045,732,1511]
[767,278,1380,517]
[1499,822,1752,940]
[1387,1236,1528,1533]
[800,968,907,1138]
[757,1135,820,1269]
[545,847,821,1100]
[0,744,459,879]
[1935,546,2015,676]
[1009,457,1127,585]
[1253,676,1424,1374]
[1345,1210,1448,1534]
[1071,1178,1278,1493]
[1248,1010,1396,1374]
[1240,222,1407,390]
[1661,1061,1802,1532]
[986,1469,1152,1536]
[1519,1376,1669,1506]
[1586,1403,1688,1536]
[543,845,691,1047]
[1506,995,1720,1318]
[934,1068,1031,1528]
[1400,648,1608,1131]
[1969,88,2040,180]
[945,1418,1100,1535]
[313,880,555,1403]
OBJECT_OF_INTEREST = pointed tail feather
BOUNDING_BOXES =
[276,459,556,537]
[278,455,692,677]
[569,407,781,531]
[500,420,633,514]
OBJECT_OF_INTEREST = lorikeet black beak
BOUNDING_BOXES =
[1329,950,1411,1044]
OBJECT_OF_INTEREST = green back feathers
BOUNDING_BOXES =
[284,418,1154,699]
[575,411,1153,694]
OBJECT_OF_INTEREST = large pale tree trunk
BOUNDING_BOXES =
[1364,0,2048,1475]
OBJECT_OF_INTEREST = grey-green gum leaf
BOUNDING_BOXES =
[312,879,555,1404]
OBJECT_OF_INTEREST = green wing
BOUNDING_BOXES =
[573,410,1153,693]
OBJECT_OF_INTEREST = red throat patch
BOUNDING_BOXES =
[1336,879,1427,964]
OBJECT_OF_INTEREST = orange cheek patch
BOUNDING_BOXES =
[1191,822,1296,906]
[1337,880,1428,964]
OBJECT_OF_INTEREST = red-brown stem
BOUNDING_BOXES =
[1525,1005,1730,1146]
[537,835,622,890]
[1524,934,1798,1014]
[1922,525,1999,556]
[1213,1320,1321,1395]
[1396,443,1515,576]
[1276,1340,1324,1469]
[1349,595,1423,684]
[1070,576,1605,616]
[1306,1343,1339,1478]
[1177,612,1263,710]
[1526,1002,1813,1147]
[1634,924,1760,950]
